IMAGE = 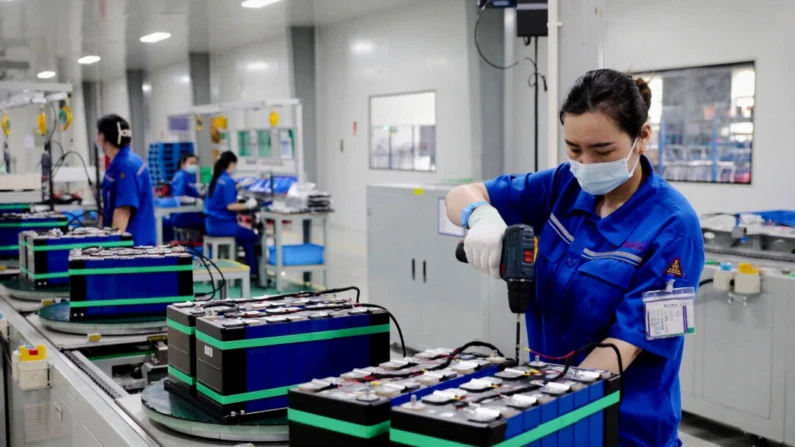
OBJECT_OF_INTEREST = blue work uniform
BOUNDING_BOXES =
[102,146,156,246]
[170,169,204,230]
[204,172,257,273]
[485,155,705,447]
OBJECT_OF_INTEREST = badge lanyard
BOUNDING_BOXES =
[643,278,696,340]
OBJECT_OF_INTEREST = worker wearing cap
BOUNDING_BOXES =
[446,70,705,447]
[97,114,156,246]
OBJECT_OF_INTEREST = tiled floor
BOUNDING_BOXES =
[228,225,763,447]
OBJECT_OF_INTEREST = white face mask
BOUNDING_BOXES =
[568,138,641,196]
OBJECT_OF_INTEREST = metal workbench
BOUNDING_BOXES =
[258,210,328,291]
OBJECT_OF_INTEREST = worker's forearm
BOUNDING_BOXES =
[227,203,249,212]
[445,183,490,227]
[578,337,642,375]
[112,207,132,232]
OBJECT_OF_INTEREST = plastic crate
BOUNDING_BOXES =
[267,243,324,266]
[743,210,795,227]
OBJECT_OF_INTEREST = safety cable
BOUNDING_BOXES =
[474,0,547,90]
[527,341,625,404]
[355,303,406,358]
[184,246,225,301]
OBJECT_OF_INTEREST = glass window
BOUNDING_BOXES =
[637,62,754,184]
[369,91,436,172]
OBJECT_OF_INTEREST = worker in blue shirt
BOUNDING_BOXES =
[446,69,705,447]
[204,151,259,273]
[170,153,204,232]
[97,114,156,246]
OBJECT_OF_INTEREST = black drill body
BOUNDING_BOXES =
[455,224,537,361]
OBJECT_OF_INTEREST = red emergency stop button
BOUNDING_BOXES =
[524,250,534,263]
[29,348,38,356]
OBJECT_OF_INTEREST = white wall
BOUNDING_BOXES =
[211,37,293,127]
[209,37,295,170]
[100,75,130,121]
[316,0,475,232]
[145,61,193,147]
[601,0,794,214]
[504,8,548,174]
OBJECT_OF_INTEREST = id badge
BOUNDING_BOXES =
[643,286,696,340]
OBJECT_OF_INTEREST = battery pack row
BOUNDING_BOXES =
[288,347,505,447]
[165,292,390,422]
[0,203,32,214]
[388,362,621,447]
[19,228,134,287]
[0,212,67,259]
[68,246,193,320]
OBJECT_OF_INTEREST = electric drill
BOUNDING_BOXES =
[456,224,536,361]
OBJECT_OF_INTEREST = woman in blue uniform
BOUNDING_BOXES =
[446,69,705,447]
[98,114,156,246]
[170,153,204,232]
[204,151,258,273]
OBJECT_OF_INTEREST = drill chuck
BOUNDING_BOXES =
[507,280,533,314]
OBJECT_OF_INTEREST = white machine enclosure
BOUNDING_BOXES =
[684,257,795,444]
[367,184,525,361]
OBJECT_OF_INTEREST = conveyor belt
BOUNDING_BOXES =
[63,350,125,399]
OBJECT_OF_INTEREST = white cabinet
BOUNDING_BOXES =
[367,184,519,357]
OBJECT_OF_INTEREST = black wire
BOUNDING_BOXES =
[202,301,239,311]
[46,102,58,143]
[699,278,714,287]
[474,3,520,70]
[473,0,547,92]
[355,303,406,357]
[184,246,224,301]
[545,342,625,404]
[248,286,362,304]
[49,149,100,207]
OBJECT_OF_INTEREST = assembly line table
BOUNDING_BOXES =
[258,210,329,291]
[193,258,250,299]
[154,204,203,245]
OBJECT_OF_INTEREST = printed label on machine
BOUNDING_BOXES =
[643,286,696,340]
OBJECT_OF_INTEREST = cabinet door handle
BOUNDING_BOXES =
[412,259,416,281]
[423,261,427,283]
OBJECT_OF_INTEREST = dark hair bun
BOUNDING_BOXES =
[634,77,652,112]
[97,114,132,149]
[559,69,651,138]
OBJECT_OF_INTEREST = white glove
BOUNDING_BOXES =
[463,205,507,279]
[245,197,259,209]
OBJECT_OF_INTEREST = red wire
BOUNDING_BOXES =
[525,348,575,361]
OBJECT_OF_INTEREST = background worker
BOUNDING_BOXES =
[97,114,156,246]
[446,69,705,447]
[169,153,205,232]
[204,151,259,274]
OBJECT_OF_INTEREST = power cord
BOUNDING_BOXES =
[527,341,625,403]
[50,149,100,207]
[355,303,406,357]
[184,246,225,301]
[474,0,547,90]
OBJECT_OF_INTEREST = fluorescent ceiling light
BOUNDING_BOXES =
[36,71,56,79]
[140,32,171,43]
[246,61,271,72]
[142,83,152,93]
[241,0,281,8]
[351,41,374,54]
[180,75,191,84]
[78,55,101,65]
